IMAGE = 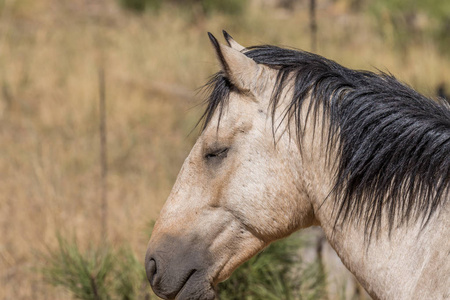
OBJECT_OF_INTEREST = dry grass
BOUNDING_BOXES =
[0,1,449,299]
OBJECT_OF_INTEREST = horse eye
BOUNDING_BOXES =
[205,148,229,160]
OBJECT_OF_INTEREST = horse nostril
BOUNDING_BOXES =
[146,258,157,285]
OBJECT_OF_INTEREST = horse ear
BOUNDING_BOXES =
[222,30,245,52]
[208,32,259,92]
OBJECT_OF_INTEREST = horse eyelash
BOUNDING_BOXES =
[205,148,229,159]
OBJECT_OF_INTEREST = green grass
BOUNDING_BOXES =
[41,235,115,300]
[40,235,150,300]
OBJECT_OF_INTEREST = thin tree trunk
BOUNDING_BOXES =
[99,66,108,241]
[309,0,317,52]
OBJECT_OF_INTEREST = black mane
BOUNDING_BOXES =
[201,45,450,237]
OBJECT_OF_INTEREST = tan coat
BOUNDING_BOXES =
[145,32,450,300]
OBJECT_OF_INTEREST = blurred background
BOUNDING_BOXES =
[0,0,449,299]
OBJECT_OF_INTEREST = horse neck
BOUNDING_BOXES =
[297,104,450,300]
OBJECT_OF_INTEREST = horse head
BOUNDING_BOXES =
[145,32,318,300]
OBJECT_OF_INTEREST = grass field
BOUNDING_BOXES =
[0,1,449,299]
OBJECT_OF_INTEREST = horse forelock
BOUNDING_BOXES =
[200,45,450,239]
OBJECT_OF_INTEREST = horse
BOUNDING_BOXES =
[145,31,450,300]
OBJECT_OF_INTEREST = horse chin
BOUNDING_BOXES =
[213,263,236,285]
[173,272,216,300]
[149,266,216,300]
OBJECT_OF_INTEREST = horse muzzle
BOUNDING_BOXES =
[145,235,217,300]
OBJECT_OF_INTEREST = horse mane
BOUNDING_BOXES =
[200,45,450,238]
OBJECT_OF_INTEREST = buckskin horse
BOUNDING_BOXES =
[145,31,450,300]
